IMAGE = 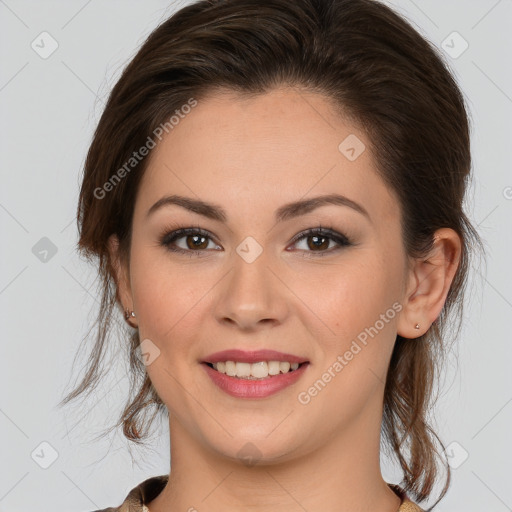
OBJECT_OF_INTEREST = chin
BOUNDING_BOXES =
[208,431,307,468]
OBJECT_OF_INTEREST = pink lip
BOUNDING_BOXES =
[202,362,309,399]
[202,349,308,364]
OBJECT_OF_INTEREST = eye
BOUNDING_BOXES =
[288,227,353,257]
[160,227,221,257]
[159,225,353,258]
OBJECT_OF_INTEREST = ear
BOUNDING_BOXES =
[397,228,462,339]
[107,234,135,321]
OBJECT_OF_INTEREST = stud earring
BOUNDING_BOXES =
[414,323,420,329]
[124,309,136,320]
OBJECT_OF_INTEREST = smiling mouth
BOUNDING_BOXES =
[203,361,309,380]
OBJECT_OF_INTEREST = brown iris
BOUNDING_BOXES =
[307,235,329,251]
[186,234,209,250]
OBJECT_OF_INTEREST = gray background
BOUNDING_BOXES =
[1,1,511,510]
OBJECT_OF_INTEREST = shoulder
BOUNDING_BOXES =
[399,500,425,512]
[88,474,169,512]
[389,484,425,512]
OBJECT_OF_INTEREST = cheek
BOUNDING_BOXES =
[293,251,404,347]
[129,246,210,352]
[292,255,404,416]
[129,250,212,415]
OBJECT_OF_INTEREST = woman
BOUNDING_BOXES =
[60,0,482,510]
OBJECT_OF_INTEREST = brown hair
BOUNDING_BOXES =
[60,0,483,507]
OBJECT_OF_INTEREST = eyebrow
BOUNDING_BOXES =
[146,193,370,223]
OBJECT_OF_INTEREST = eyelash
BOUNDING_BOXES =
[158,224,353,258]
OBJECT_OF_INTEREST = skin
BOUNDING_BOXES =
[109,86,461,512]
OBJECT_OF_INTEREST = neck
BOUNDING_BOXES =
[148,402,402,512]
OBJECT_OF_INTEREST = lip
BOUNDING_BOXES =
[202,349,308,364]
[202,361,309,399]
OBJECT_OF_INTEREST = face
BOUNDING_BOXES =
[113,86,412,464]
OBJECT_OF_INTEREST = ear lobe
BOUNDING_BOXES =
[397,228,461,339]
[107,234,133,310]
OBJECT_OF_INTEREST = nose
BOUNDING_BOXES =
[213,249,290,332]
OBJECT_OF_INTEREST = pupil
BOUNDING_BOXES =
[188,235,207,249]
[310,235,327,250]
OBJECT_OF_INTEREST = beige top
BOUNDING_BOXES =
[91,474,425,511]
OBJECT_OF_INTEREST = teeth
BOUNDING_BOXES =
[225,361,236,377]
[211,360,303,379]
[268,361,280,375]
[251,361,268,378]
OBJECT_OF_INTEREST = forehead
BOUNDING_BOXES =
[135,86,399,226]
